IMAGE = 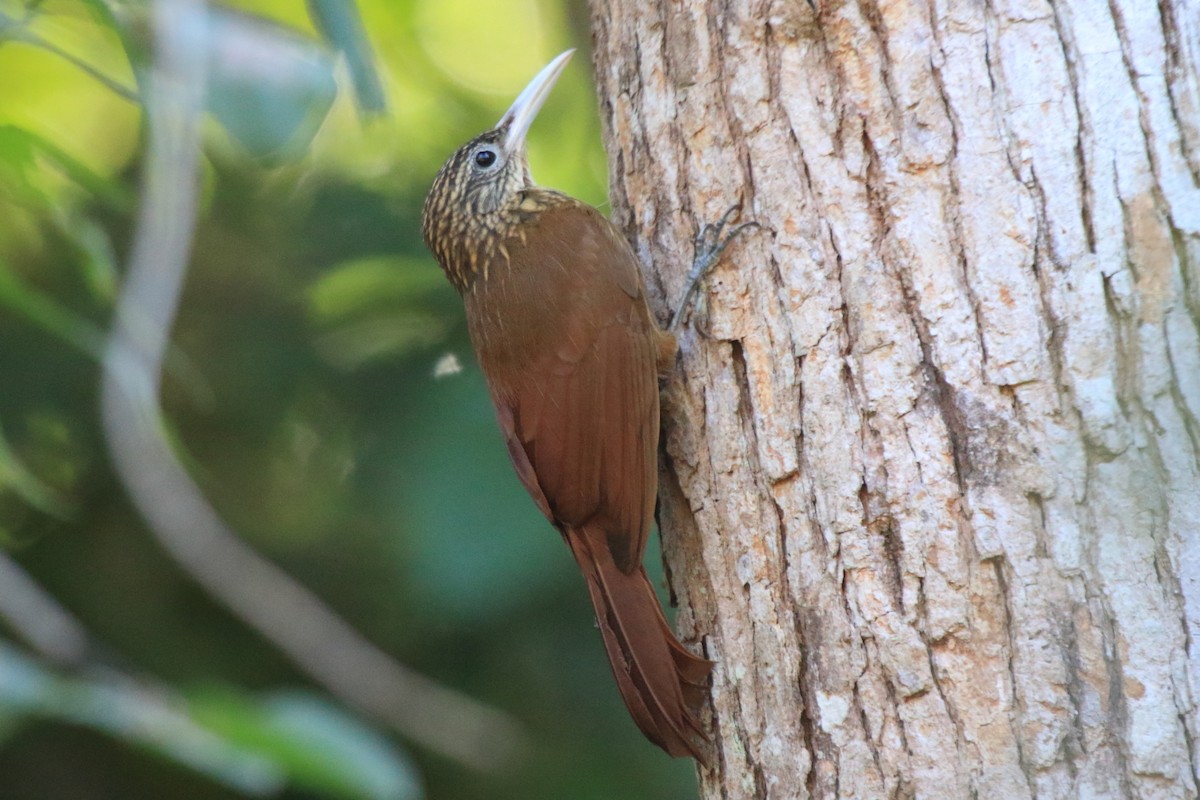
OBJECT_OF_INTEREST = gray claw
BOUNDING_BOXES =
[670,203,759,332]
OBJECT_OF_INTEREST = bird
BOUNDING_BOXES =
[421,49,750,760]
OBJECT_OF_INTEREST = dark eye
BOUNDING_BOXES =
[474,148,498,169]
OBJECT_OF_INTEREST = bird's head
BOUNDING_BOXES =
[422,50,574,281]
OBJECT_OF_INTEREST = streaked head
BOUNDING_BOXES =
[422,50,574,279]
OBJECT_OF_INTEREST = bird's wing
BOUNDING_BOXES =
[468,198,659,573]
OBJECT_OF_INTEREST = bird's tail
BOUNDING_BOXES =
[565,523,712,760]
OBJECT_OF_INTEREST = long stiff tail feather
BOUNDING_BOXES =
[565,523,712,760]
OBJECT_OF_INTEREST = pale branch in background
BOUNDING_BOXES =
[0,551,91,666]
[99,0,524,770]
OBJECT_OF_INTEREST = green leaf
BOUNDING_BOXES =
[0,125,134,213]
[307,0,387,116]
[0,642,285,795]
[0,256,213,406]
[57,213,119,304]
[311,313,451,370]
[25,127,135,213]
[0,125,51,210]
[308,257,446,323]
[307,257,452,368]
[0,422,74,519]
[191,688,423,800]
[0,260,108,359]
[0,6,139,102]
[76,0,123,33]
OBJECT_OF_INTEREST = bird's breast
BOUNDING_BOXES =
[461,196,654,388]
[463,243,575,376]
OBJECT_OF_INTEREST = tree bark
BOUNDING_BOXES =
[588,1,1200,798]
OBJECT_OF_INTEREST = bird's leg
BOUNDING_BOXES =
[668,204,759,333]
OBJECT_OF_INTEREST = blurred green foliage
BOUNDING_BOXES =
[0,1,699,798]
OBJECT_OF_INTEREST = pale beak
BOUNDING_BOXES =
[498,49,575,155]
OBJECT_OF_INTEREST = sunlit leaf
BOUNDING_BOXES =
[76,0,123,33]
[0,125,51,209]
[414,0,550,96]
[25,126,134,212]
[0,4,139,102]
[0,125,134,213]
[308,0,386,115]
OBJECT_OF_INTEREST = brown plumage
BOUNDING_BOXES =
[420,51,711,759]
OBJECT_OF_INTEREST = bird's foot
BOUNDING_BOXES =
[669,203,759,333]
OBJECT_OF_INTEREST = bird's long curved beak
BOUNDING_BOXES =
[498,49,575,155]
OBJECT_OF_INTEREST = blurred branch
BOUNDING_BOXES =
[0,552,90,666]
[99,0,524,771]
[0,639,286,795]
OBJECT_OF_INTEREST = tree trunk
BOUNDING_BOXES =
[588,1,1200,798]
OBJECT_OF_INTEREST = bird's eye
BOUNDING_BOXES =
[474,148,498,169]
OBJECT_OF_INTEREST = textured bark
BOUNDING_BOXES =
[588,1,1200,798]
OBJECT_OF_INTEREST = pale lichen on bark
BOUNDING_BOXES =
[590,0,1200,798]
